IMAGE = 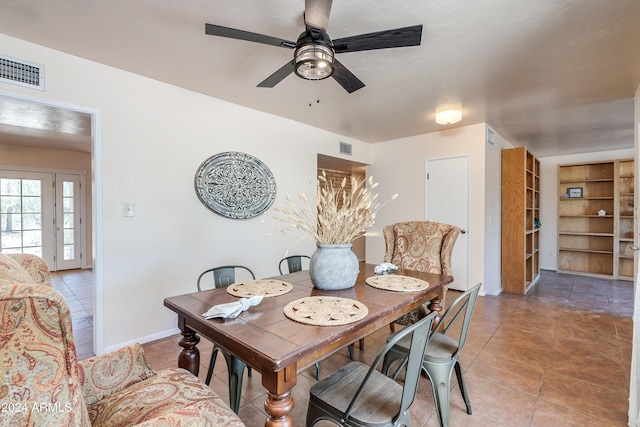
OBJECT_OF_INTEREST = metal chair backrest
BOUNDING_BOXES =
[345,311,437,424]
[278,255,310,275]
[433,282,482,355]
[196,265,255,291]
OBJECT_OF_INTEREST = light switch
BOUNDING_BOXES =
[123,203,134,217]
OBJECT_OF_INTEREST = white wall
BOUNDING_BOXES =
[484,127,515,295]
[0,33,372,351]
[366,123,493,294]
[538,148,635,271]
[628,81,640,427]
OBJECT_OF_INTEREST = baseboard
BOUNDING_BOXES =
[103,327,180,354]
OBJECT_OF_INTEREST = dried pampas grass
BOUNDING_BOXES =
[271,172,398,244]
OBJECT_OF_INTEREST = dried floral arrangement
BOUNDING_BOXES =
[271,172,398,244]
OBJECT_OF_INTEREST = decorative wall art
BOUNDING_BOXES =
[194,151,276,219]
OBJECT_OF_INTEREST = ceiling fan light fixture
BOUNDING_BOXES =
[294,43,334,80]
[435,109,462,125]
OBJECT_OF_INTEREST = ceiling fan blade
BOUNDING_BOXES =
[333,24,423,53]
[332,59,365,93]
[257,60,296,88]
[205,23,296,49]
[305,0,333,30]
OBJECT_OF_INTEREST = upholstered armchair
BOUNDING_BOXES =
[0,253,245,427]
[383,221,461,325]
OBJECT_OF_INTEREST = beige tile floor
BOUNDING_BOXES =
[50,268,94,360]
[66,269,633,426]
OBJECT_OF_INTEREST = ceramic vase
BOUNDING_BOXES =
[309,243,359,290]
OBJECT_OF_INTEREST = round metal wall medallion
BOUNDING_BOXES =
[194,151,276,219]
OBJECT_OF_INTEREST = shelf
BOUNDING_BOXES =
[559,247,613,255]
[559,197,614,201]
[502,147,540,295]
[557,158,634,280]
[558,232,613,237]
[559,179,614,183]
[559,215,613,218]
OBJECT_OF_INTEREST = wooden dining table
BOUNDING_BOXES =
[164,263,453,427]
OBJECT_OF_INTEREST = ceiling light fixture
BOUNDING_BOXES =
[294,32,335,81]
[435,109,462,125]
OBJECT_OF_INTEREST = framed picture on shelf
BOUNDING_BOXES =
[567,187,583,198]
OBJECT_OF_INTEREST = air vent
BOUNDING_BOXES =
[339,142,352,156]
[0,55,44,90]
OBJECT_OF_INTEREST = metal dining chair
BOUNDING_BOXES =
[278,254,310,275]
[196,265,255,413]
[307,311,438,427]
[382,282,482,427]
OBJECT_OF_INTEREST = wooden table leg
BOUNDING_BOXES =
[427,287,447,328]
[177,325,200,376]
[262,364,296,427]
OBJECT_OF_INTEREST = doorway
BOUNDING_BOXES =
[0,91,100,354]
[317,154,368,260]
[0,170,85,270]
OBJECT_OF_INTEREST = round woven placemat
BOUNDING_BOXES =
[365,275,429,292]
[283,296,368,326]
[226,279,293,298]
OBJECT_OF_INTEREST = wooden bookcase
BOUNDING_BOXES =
[502,147,540,294]
[557,159,634,280]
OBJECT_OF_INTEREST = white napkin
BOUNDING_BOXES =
[202,296,264,319]
[374,262,399,275]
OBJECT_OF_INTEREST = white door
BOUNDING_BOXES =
[426,156,470,291]
[0,170,84,270]
[0,170,55,267]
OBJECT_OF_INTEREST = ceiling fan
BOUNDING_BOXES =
[205,0,423,93]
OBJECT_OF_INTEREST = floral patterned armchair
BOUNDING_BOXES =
[0,253,245,427]
[383,221,461,325]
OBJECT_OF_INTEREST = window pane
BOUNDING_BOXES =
[63,198,74,213]
[3,213,23,231]
[63,213,73,228]
[1,179,21,196]
[1,197,21,213]
[22,180,41,197]
[64,229,74,245]
[63,245,74,261]
[22,230,42,247]
[22,197,41,213]
[2,247,22,254]
[1,231,21,249]
[63,181,74,197]
[23,246,42,257]
[22,214,41,230]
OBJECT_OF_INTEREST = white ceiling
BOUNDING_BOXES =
[0,0,639,157]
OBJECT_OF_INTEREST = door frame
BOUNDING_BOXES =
[0,167,87,269]
[425,154,471,292]
[0,89,103,355]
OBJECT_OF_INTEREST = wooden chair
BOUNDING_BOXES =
[382,283,482,427]
[383,221,461,328]
[197,264,255,413]
[306,311,438,427]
